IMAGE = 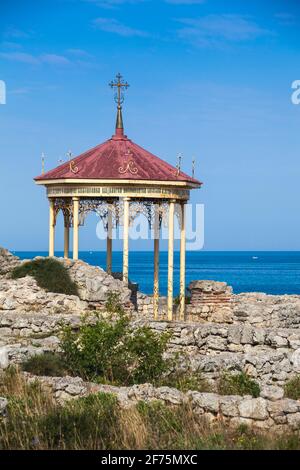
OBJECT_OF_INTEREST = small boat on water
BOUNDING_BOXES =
[252,256,258,260]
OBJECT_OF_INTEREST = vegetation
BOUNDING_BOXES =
[217,372,260,398]
[60,311,171,385]
[160,370,212,393]
[23,293,171,385]
[284,376,300,400]
[174,292,191,306]
[22,353,67,377]
[0,368,299,450]
[11,258,78,296]
[20,294,260,397]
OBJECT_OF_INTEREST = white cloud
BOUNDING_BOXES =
[0,52,39,65]
[83,0,146,8]
[93,17,148,36]
[176,14,273,47]
[40,53,72,65]
[66,48,93,58]
[166,0,205,4]
[0,51,72,66]
[3,27,31,39]
[275,13,296,26]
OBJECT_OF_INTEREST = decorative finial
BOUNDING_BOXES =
[69,160,79,174]
[192,158,195,178]
[41,152,45,174]
[109,73,129,135]
[176,153,182,176]
[67,150,72,161]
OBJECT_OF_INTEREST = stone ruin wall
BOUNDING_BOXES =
[2,247,300,431]
[11,373,299,433]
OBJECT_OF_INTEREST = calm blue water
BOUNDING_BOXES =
[14,251,300,296]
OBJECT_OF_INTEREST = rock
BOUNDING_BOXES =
[0,276,87,316]
[0,346,9,369]
[0,247,20,277]
[238,397,268,420]
[260,385,284,401]
[220,396,241,417]
[188,280,230,294]
[65,260,132,305]
[287,413,300,429]
[55,390,75,403]
[155,387,184,405]
[188,392,220,413]
[0,397,8,416]
[228,325,242,344]
[244,363,258,378]
[290,348,300,372]
[241,326,254,344]
[268,399,300,417]
[288,334,300,349]
[206,336,227,351]
[271,335,288,348]
[65,383,86,396]
[210,308,233,324]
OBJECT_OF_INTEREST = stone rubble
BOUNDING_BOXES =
[0,247,20,277]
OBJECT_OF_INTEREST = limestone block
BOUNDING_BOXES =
[260,385,284,401]
[238,397,268,420]
[188,392,220,413]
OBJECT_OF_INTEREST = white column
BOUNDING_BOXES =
[179,202,186,320]
[106,204,113,275]
[153,204,160,320]
[72,197,79,260]
[64,225,69,259]
[49,198,55,257]
[123,197,130,283]
[167,199,175,321]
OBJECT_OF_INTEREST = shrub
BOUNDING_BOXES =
[22,353,67,377]
[174,293,191,306]
[217,372,260,398]
[160,370,212,393]
[11,258,78,296]
[39,393,120,449]
[126,326,171,384]
[60,292,172,385]
[284,376,300,400]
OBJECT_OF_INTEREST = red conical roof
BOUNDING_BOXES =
[35,129,201,186]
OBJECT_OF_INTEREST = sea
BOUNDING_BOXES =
[14,251,300,296]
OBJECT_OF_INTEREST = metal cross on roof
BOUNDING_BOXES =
[109,73,129,107]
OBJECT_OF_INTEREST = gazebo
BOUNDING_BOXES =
[35,74,201,320]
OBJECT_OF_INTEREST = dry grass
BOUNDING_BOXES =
[0,367,300,450]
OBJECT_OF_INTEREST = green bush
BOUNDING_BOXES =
[217,372,260,398]
[39,393,119,449]
[60,292,172,385]
[284,376,300,400]
[22,353,67,377]
[11,258,78,296]
[160,370,212,393]
[174,293,191,306]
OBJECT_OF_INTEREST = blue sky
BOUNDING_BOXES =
[0,0,300,251]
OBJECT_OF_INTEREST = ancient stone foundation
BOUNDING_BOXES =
[2,247,300,432]
[17,373,300,432]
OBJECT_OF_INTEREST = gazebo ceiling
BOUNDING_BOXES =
[35,131,201,187]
